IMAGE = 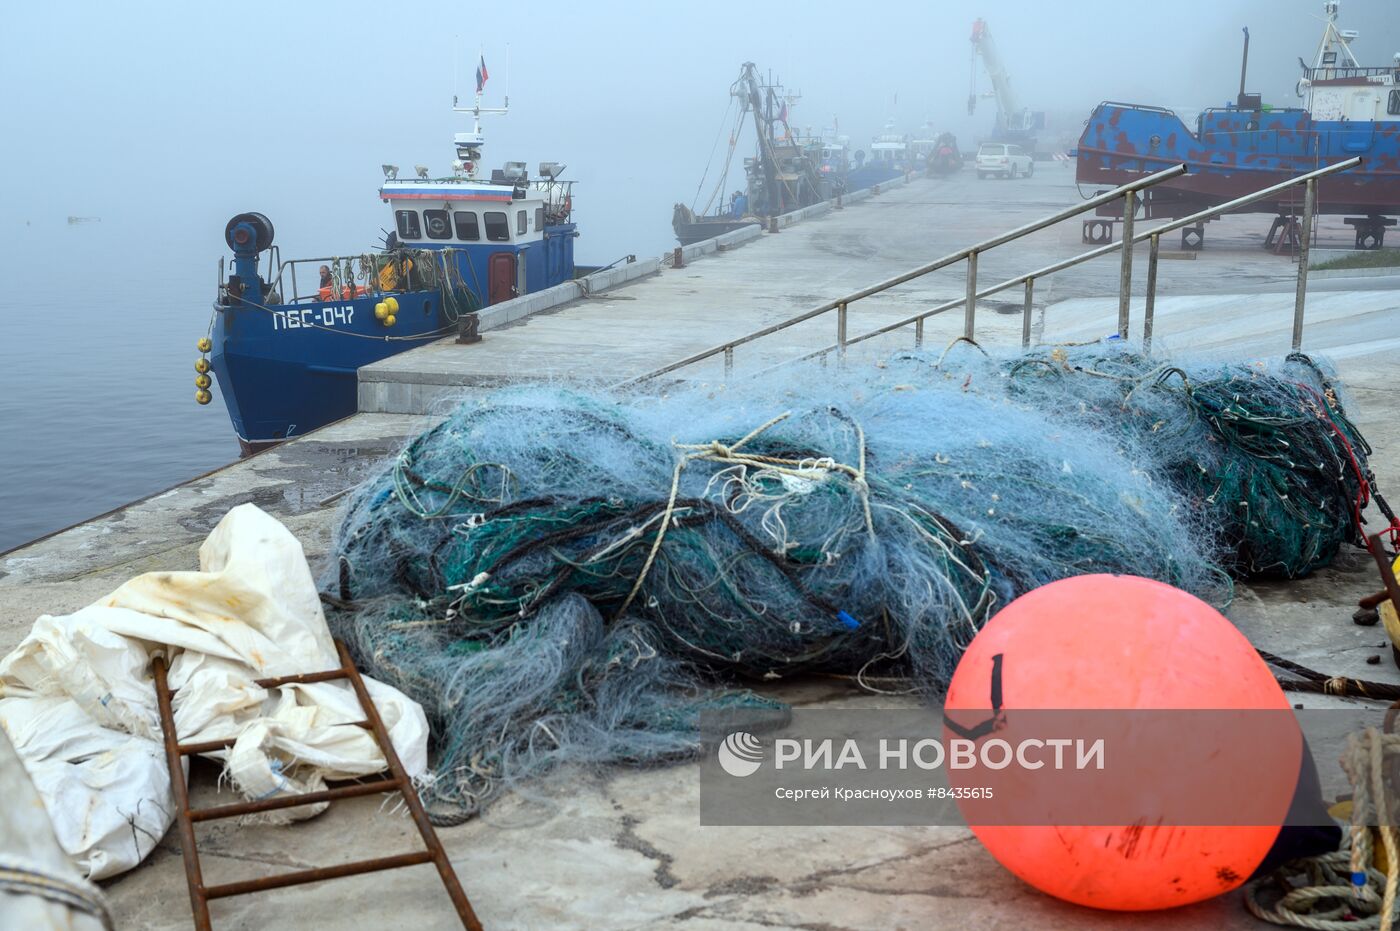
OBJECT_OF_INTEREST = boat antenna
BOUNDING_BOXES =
[451,48,508,179]
[1312,1,1361,71]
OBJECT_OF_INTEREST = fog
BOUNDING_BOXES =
[0,0,1394,550]
[3,0,1395,262]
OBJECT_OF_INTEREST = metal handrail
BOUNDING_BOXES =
[753,155,1362,371]
[618,162,1189,386]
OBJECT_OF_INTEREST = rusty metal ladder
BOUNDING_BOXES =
[151,639,483,931]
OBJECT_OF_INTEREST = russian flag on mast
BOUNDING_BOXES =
[475,56,489,94]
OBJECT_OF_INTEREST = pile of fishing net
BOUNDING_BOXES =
[324,372,1226,817]
[883,345,1375,578]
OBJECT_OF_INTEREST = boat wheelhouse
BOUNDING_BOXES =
[380,162,575,307]
[847,122,908,190]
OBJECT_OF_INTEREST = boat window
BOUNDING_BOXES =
[535,207,544,230]
[424,209,452,240]
[1389,89,1400,115]
[453,211,480,241]
[395,209,421,240]
[517,210,527,235]
[484,211,510,242]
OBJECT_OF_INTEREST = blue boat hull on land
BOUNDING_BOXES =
[1077,103,1400,219]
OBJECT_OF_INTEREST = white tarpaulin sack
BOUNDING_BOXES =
[0,504,429,880]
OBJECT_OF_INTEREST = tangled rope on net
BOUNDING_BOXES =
[324,376,1221,818]
[1246,727,1400,930]
[892,345,1376,579]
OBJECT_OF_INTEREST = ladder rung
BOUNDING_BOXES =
[188,777,400,823]
[177,721,371,757]
[162,667,348,698]
[203,850,434,900]
[254,668,348,688]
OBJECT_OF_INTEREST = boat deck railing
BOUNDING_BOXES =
[276,252,451,304]
[619,156,1362,387]
[1299,60,1400,81]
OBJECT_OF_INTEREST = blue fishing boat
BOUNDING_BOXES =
[1076,2,1398,248]
[197,72,577,453]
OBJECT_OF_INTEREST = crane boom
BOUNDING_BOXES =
[969,18,1035,139]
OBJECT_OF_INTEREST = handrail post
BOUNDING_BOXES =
[915,317,924,350]
[1292,178,1316,350]
[724,346,734,379]
[1021,278,1034,349]
[1143,233,1160,352]
[1117,190,1136,339]
[964,251,978,340]
[616,159,1363,391]
[837,301,848,362]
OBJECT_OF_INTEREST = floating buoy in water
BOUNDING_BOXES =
[946,574,1299,911]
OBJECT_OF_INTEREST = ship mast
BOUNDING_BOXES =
[451,75,509,180]
[1311,0,1361,73]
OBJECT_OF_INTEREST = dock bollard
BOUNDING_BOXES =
[456,310,482,345]
[768,216,779,233]
[673,246,684,269]
[835,193,842,210]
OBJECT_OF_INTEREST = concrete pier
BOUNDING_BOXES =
[359,170,1396,418]
[4,167,1400,929]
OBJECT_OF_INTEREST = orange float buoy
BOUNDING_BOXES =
[945,574,1300,911]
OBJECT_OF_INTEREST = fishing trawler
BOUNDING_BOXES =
[672,63,825,246]
[197,69,577,454]
[846,121,909,191]
[1076,1,1399,248]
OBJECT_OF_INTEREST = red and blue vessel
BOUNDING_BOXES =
[1076,2,1398,248]
[198,72,576,453]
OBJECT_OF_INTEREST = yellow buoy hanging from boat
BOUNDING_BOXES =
[195,374,211,389]
[195,358,210,374]
[196,337,212,353]
[385,314,397,327]
[385,296,399,313]
[374,302,389,320]
[195,389,212,405]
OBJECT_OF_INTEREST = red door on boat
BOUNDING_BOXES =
[488,253,517,305]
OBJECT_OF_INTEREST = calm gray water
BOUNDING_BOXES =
[0,217,242,552]
[0,192,676,554]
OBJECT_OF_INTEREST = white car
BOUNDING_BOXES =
[976,143,1034,179]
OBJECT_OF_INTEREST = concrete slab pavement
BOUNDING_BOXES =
[3,167,1399,930]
